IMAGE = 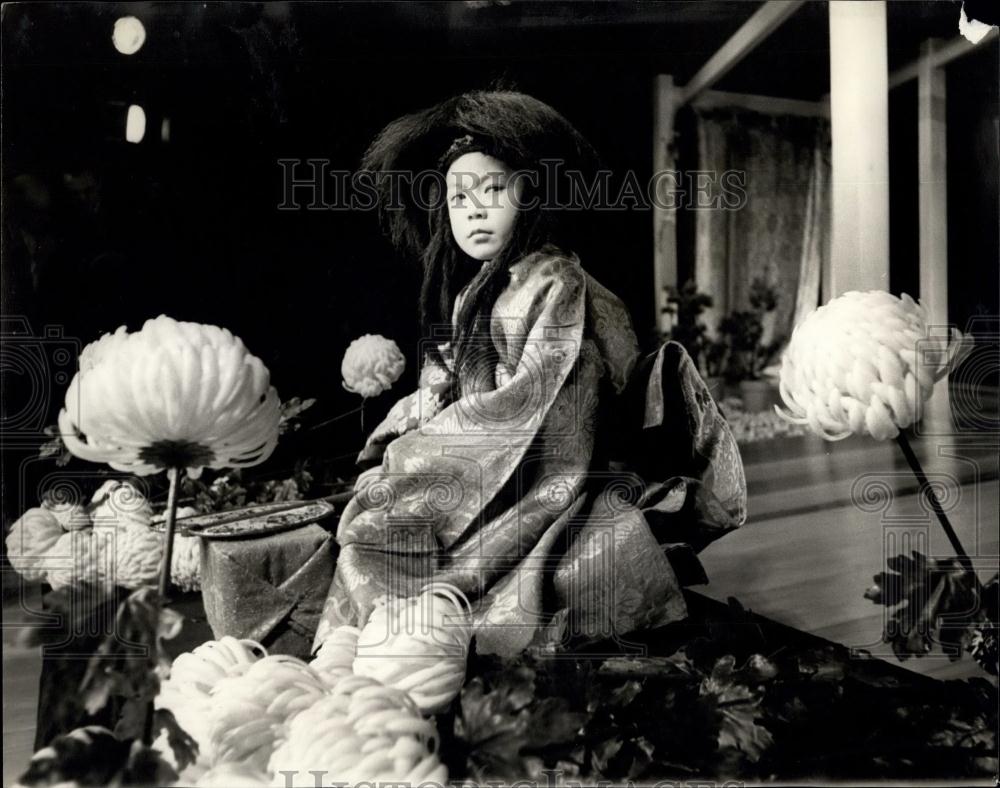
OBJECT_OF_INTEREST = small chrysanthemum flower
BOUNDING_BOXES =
[57,315,281,478]
[341,334,405,398]
[776,291,969,441]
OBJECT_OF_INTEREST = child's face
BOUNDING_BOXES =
[446,151,524,262]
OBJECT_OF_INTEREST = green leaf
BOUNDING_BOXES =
[967,627,999,675]
[524,697,588,748]
[590,736,623,775]
[39,425,73,465]
[717,703,774,763]
[791,645,848,682]
[158,607,184,642]
[17,583,118,649]
[79,588,178,724]
[456,676,533,781]
[153,708,200,773]
[746,653,779,682]
[697,657,774,762]
[113,697,149,742]
[607,679,643,709]
[16,726,131,787]
[120,739,179,787]
[454,659,590,781]
[279,396,317,433]
[84,671,130,717]
[269,478,301,502]
[865,551,985,662]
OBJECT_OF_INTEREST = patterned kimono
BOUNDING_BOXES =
[316,247,746,657]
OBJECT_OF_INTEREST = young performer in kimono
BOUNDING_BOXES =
[317,90,746,657]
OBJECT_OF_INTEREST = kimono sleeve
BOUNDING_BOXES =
[622,341,748,584]
[355,346,456,468]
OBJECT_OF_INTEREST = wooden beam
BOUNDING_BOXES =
[678,0,806,106]
[917,39,953,431]
[890,28,998,89]
[820,29,997,102]
[653,74,678,334]
[693,89,830,118]
[828,0,890,296]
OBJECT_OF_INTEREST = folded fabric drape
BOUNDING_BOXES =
[201,524,336,659]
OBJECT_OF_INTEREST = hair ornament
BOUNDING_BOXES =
[437,133,481,169]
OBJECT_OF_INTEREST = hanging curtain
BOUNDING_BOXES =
[693,108,831,351]
[792,137,831,331]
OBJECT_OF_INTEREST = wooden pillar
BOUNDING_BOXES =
[653,74,677,335]
[918,39,953,431]
[918,39,948,330]
[828,0,890,297]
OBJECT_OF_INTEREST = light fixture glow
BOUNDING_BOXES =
[112,16,146,55]
[126,105,146,144]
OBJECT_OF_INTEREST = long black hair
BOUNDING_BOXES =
[417,155,553,393]
[360,90,601,389]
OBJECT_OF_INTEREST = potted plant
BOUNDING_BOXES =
[703,337,729,400]
[720,277,780,413]
[749,274,779,347]
[663,279,715,374]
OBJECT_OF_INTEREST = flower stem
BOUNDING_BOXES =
[158,467,180,600]
[308,404,365,431]
[895,431,976,570]
[145,467,181,746]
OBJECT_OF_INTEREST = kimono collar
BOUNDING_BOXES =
[508,244,579,281]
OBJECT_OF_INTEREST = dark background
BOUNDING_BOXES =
[2,1,997,518]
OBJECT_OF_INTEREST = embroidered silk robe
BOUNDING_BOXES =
[316,248,746,657]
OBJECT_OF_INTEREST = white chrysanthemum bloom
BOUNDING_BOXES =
[341,334,405,398]
[208,655,327,773]
[112,523,162,589]
[44,531,100,591]
[88,480,159,589]
[57,315,281,479]
[194,763,270,787]
[353,583,472,714]
[268,675,444,788]
[41,499,92,531]
[6,483,149,591]
[5,508,65,582]
[170,533,203,593]
[7,484,205,592]
[155,636,266,771]
[310,624,361,688]
[89,480,153,529]
[776,291,969,441]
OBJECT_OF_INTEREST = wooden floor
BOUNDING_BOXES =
[3,584,43,788]
[700,432,999,682]
[3,431,998,784]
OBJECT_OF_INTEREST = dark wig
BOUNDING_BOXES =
[360,91,602,388]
